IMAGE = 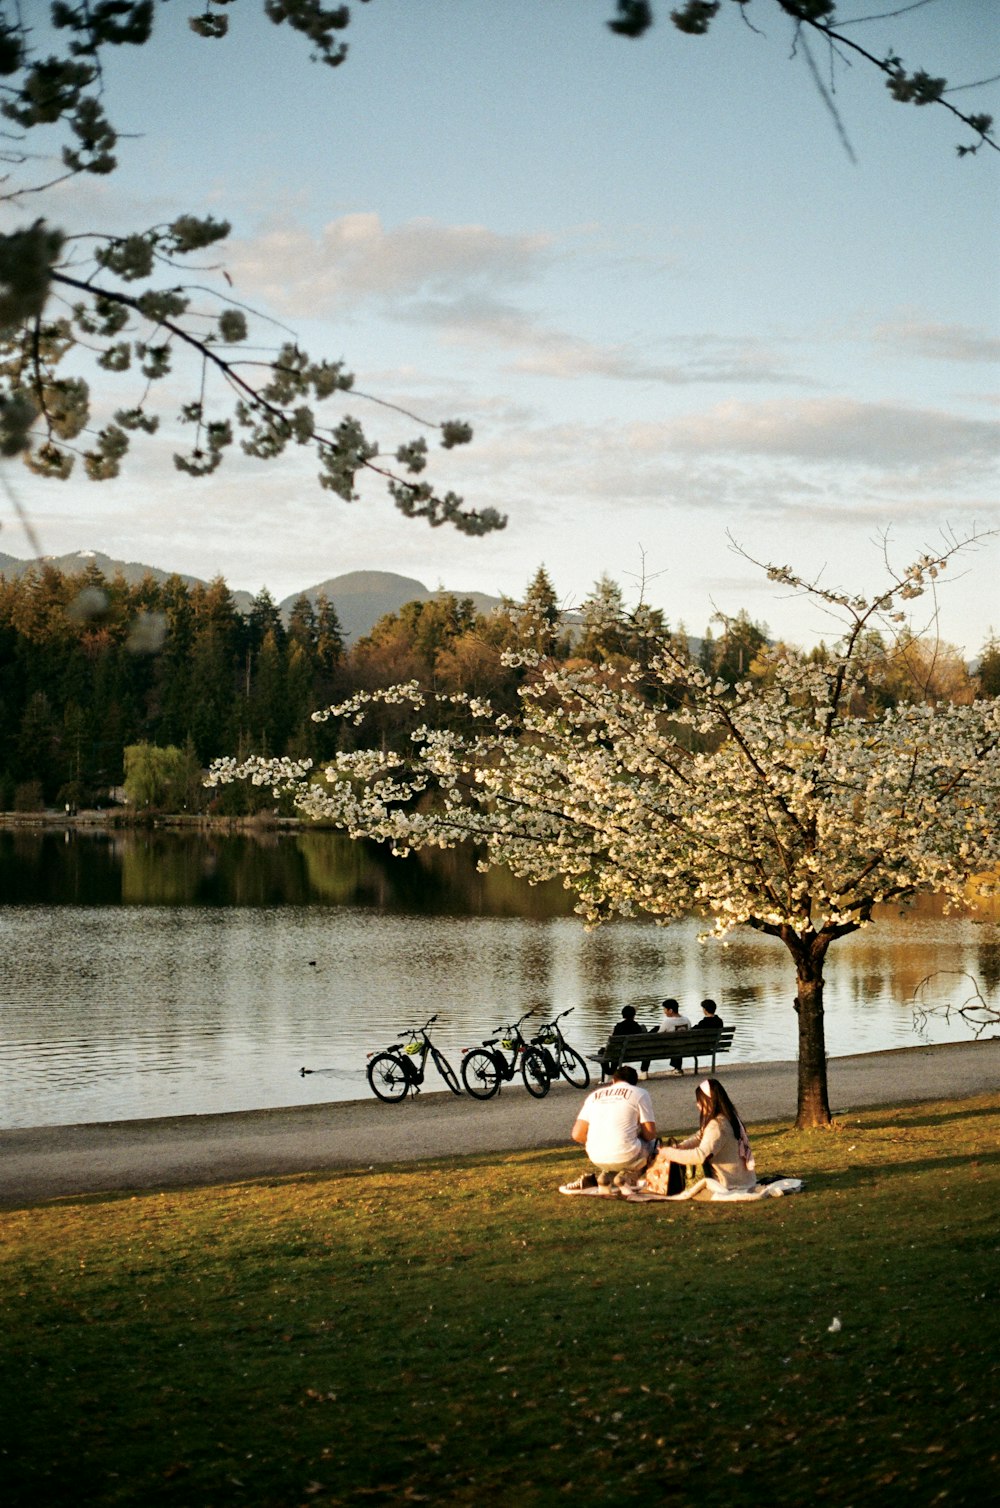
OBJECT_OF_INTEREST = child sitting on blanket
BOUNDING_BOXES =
[645,1077,756,1199]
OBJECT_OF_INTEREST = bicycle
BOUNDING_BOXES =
[460,1010,550,1099]
[366,1014,464,1103]
[529,1007,591,1089]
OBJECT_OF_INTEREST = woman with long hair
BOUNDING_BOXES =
[645,1077,756,1199]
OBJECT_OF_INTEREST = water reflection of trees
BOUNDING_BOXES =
[1,828,123,904]
[977,940,1000,998]
[0,828,578,915]
[724,983,765,1007]
[8,829,1000,927]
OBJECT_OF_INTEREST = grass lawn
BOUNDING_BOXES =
[2,1093,998,1507]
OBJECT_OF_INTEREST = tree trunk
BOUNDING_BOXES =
[783,929,833,1128]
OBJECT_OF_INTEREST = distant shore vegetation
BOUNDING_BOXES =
[2,559,999,819]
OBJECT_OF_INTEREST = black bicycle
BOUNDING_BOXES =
[366,1014,463,1103]
[460,1010,550,1099]
[530,1007,591,1089]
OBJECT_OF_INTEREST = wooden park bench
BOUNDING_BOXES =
[591,1026,736,1082]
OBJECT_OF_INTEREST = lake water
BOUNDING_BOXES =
[2,828,998,1129]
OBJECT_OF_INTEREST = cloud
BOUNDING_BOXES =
[423,391,1000,548]
[227,213,806,388]
[874,318,1000,365]
[509,334,800,387]
[226,214,552,315]
[658,398,1000,469]
[401,293,806,386]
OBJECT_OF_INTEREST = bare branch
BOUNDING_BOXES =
[912,970,1000,1039]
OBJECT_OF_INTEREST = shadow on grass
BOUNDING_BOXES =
[877,1102,1000,1130]
[791,1148,1000,1196]
[20,1103,999,1215]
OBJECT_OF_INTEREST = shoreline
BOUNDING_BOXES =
[1,1038,997,1208]
[0,810,304,830]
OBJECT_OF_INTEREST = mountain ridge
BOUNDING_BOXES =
[0,550,503,643]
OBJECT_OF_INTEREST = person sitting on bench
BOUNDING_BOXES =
[646,997,692,1076]
[611,1004,646,1037]
[603,1001,648,1073]
[693,998,724,1035]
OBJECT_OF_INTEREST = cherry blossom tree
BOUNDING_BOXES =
[0,2,494,537]
[209,533,1000,1128]
[613,2,996,159]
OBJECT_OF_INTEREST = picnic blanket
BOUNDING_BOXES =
[558,1175,804,1201]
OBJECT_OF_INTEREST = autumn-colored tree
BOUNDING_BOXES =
[884,632,977,707]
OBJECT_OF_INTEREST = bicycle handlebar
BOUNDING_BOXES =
[398,1013,439,1038]
[490,1008,537,1034]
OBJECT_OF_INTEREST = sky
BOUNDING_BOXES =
[3,0,999,651]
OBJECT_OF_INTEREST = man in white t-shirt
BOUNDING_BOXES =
[567,1066,657,1191]
[655,997,692,1075]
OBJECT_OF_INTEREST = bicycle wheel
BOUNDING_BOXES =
[367,1051,411,1103]
[461,1048,502,1100]
[521,1047,550,1098]
[431,1047,463,1096]
[557,1044,590,1089]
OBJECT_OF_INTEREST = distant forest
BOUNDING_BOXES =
[2,560,997,814]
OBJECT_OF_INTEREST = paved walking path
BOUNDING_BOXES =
[1,1039,997,1208]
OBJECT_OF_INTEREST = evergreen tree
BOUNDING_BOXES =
[16,690,60,800]
[573,576,670,667]
[153,576,196,747]
[575,575,627,664]
[187,620,238,761]
[977,636,1000,699]
[515,566,564,658]
[246,628,290,754]
[58,699,88,807]
[287,595,318,653]
[245,588,286,656]
[284,640,319,759]
[705,610,770,685]
[314,594,346,681]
